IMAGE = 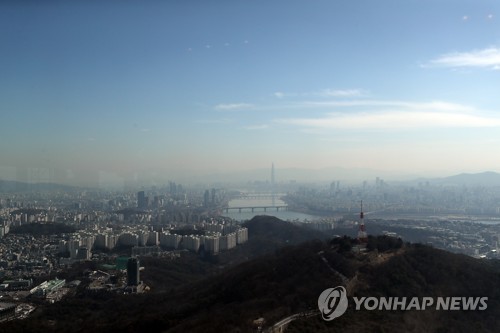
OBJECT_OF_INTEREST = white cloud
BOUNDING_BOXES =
[275,100,500,130]
[300,100,476,113]
[279,112,500,130]
[214,103,253,111]
[428,47,500,69]
[274,92,286,98]
[391,101,476,113]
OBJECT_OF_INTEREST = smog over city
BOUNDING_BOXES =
[1,1,500,332]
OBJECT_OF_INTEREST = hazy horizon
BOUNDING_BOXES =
[2,1,499,187]
[2,165,500,189]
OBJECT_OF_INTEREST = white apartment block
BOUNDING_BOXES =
[159,232,182,249]
[183,235,201,252]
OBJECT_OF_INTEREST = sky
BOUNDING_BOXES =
[1,0,500,187]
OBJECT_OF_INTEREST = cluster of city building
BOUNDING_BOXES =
[0,187,251,302]
[0,231,58,281]
[0,276,70,323]
[0,177,499,325]
[1,178,500,286]
[86,256,147,293]
[286,178,500,216]
[0,184,241,284]
[57,221,248,262]
[0,218,248,284]
[0,183,226,227]
[0,256,143,322]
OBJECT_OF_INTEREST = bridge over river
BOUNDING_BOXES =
[224,192,288,213]
[223,205,288,213]
[232,193,287,200]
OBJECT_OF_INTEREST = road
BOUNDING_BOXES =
[264,310,319,333]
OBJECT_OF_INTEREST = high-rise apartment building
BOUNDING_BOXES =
[127,257,140,286]
[137,191,148,209]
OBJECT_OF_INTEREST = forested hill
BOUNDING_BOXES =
[10,222,77,235]
[238,215,328,258]
[4,233,500,333]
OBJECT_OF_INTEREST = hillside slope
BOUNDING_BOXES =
[3,218,499,333]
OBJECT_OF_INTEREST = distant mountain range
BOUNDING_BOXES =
[2,171,500,191]
[157,168,500,186]
[0,180,83,192]
[430,171,500,187]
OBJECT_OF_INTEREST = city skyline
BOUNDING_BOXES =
[1,1,500,187]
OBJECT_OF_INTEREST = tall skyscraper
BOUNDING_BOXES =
[271,163,275,185]
[211,188,216,205]
[271,163,275,206]
[203,190,210,208]
[137,191,147,209]
[127,257,140,286]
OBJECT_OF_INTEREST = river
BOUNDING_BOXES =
[222,197,320,222]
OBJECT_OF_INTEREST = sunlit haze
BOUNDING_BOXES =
[1,1,500,187]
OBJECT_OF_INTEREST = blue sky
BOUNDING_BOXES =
[1,1,500,186]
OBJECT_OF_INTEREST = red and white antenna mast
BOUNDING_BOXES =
[357,200,368,242]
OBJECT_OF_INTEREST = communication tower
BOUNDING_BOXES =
[357,200,368,243]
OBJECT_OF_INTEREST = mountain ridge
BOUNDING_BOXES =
[0,179,86,192]
[430,171,500,186]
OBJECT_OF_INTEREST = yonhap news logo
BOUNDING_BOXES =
[318,286,488,321]
[317,286,348,321]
